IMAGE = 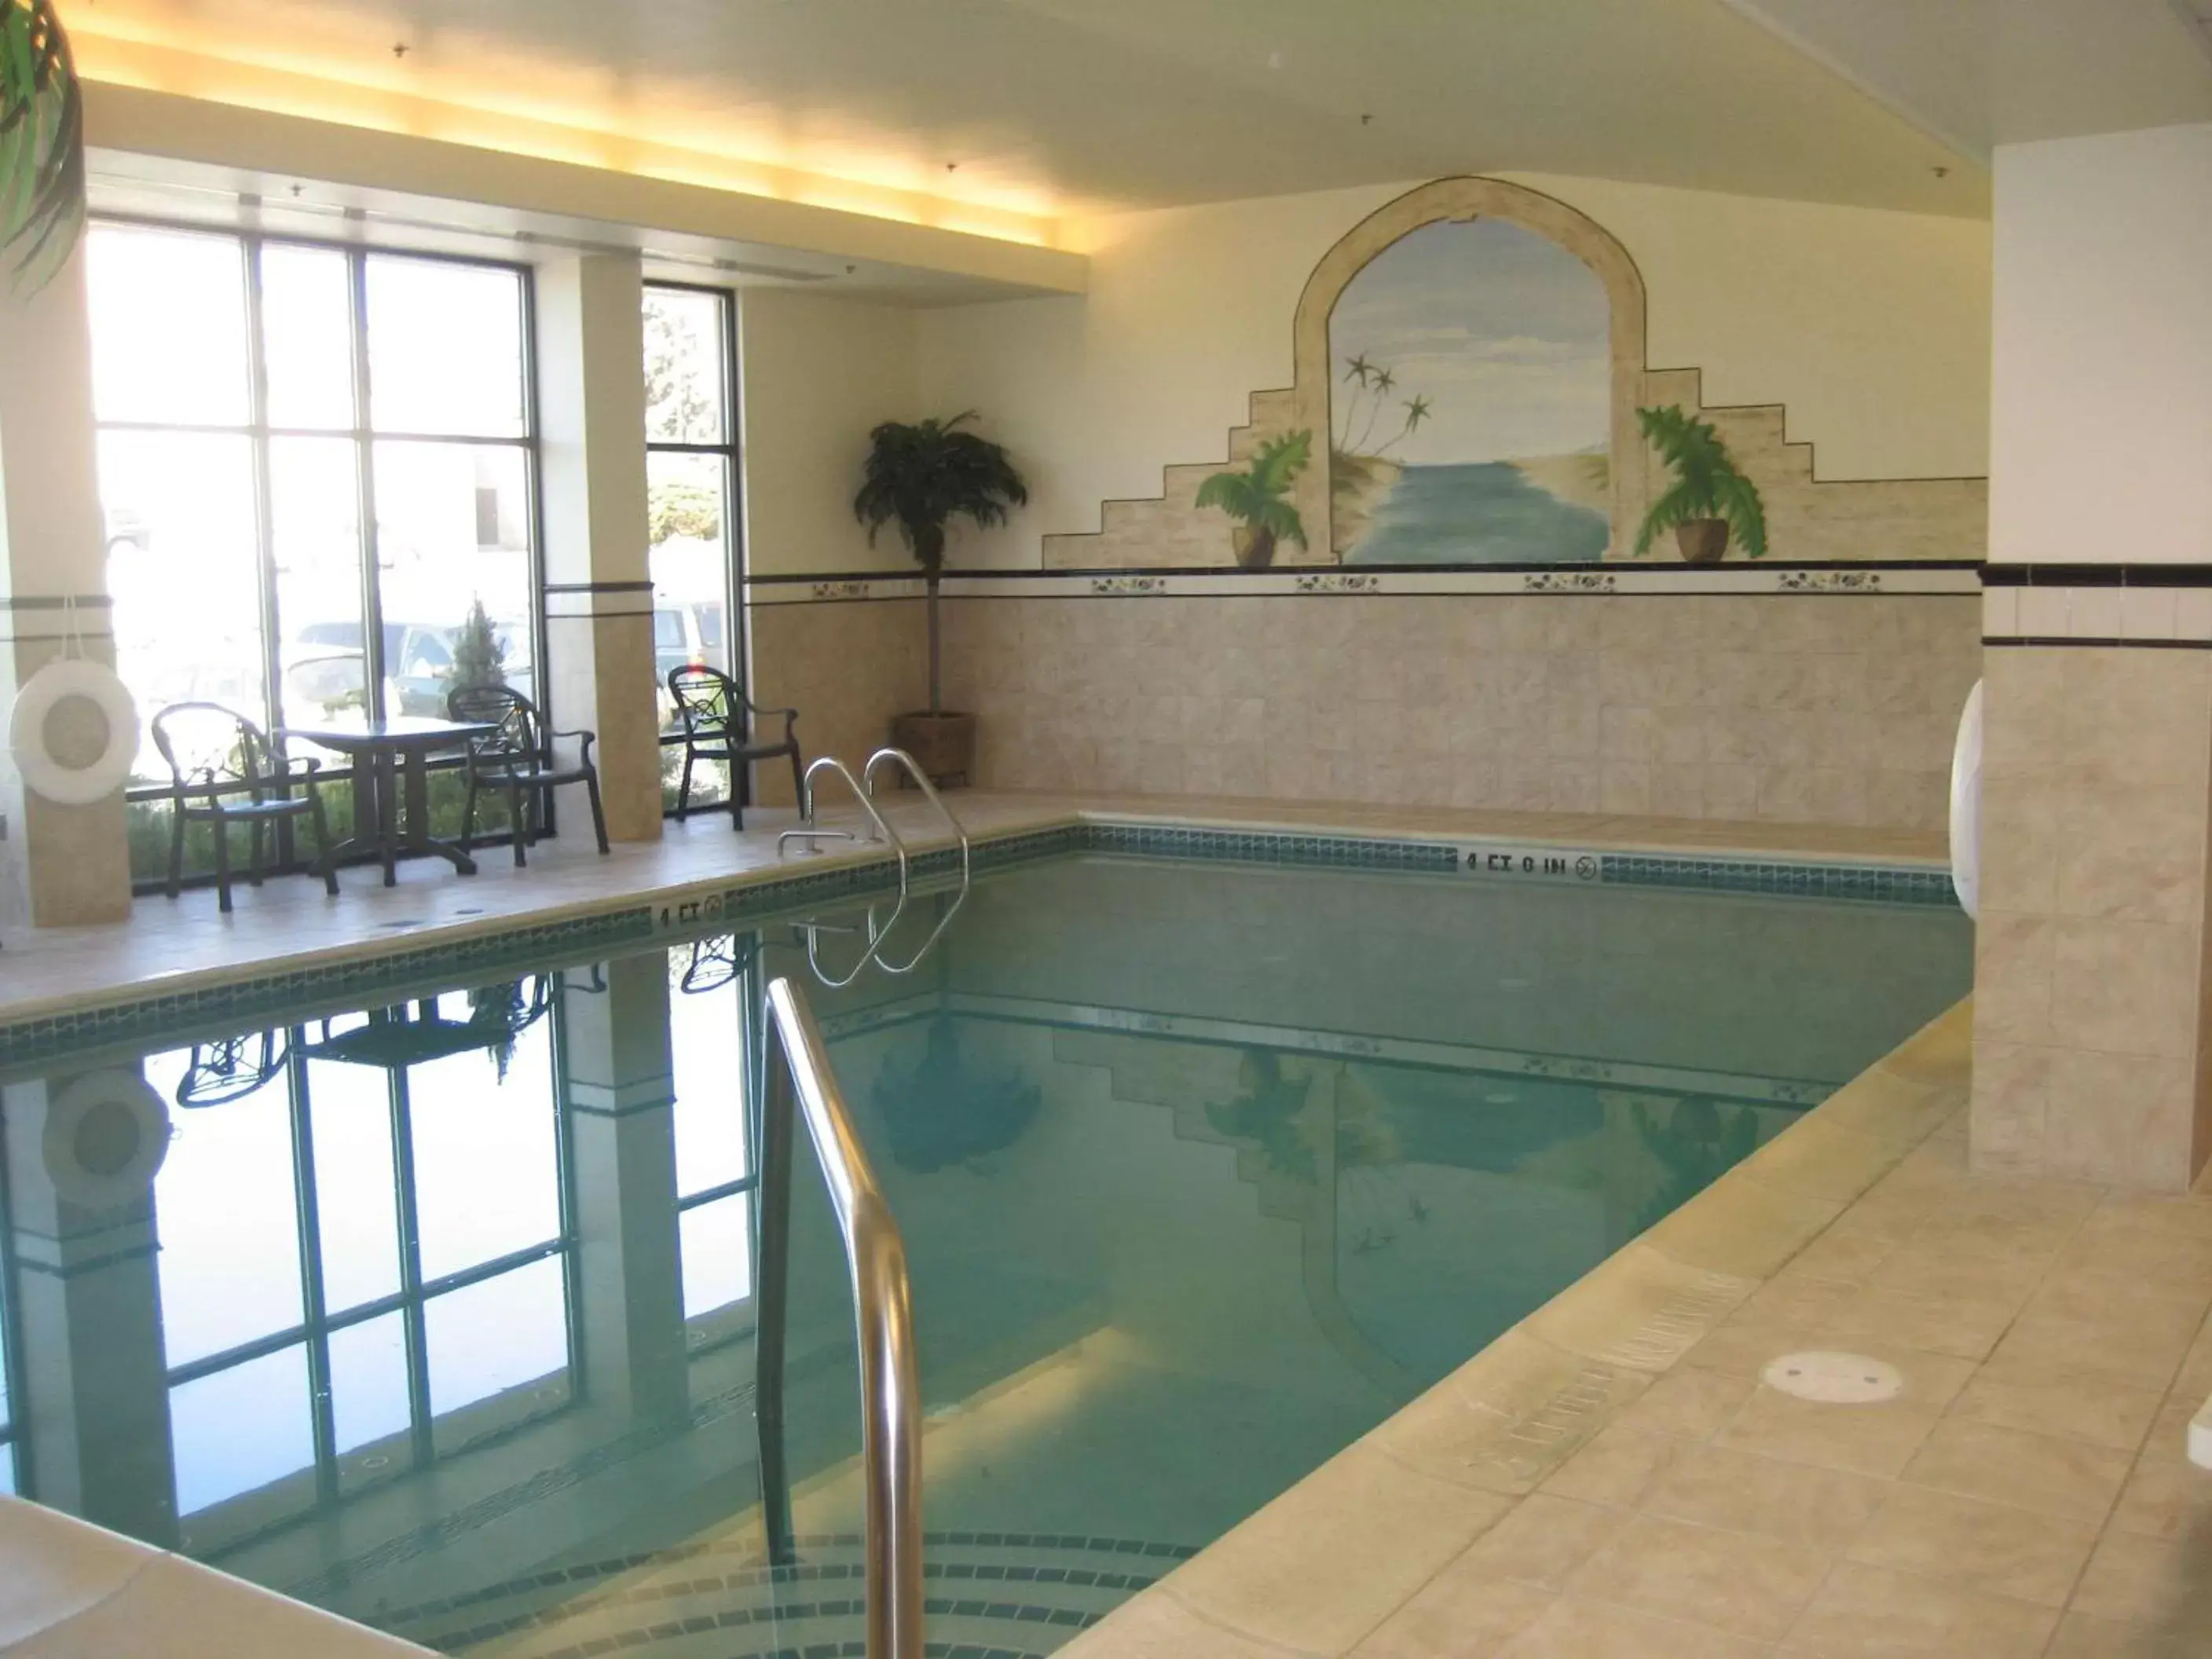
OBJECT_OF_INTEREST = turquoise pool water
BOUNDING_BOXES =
[0,849,1971,1655]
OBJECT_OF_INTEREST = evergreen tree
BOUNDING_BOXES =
[450,596,507,692]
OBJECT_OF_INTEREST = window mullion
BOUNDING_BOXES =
[284,1038,340,1506]
[349,253,388,724]
[244,238,287,755]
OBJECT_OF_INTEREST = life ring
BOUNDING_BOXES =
[1949,679,1983,921]
[42,1069,171,1209]
[9,657,139,806]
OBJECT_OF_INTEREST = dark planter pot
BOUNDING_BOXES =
[1232,525,1278,570]
[890,711,976,788]
[1675,518,1730,564]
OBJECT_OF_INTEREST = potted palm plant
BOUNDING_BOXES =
[1196,430,1312,569]
[2,0,85,294]
[855,412,1027,786]
[1634,405,1768,563]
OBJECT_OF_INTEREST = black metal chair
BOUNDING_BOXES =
[447,684,610,866]
[665,665,801,830]
[151,703,340,914]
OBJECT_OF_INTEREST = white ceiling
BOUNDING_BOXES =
[72,0,1994,222]
[1718,0,2212,159]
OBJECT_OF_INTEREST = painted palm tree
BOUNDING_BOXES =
[1,0,84,294]
[1196,428,1312,570]
[854,411,1027,715]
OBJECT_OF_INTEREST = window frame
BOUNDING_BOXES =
[643,280,747,816]
[89,216,548,890]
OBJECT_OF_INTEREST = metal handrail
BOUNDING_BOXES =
[858,749,972,976]
[781,757,914,987]
[755,976,925,1658]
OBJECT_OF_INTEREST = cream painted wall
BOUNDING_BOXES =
[738,287,921,577]
[1990,125,2212,565]
[915,172,1993,569]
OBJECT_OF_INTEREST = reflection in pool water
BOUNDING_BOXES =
[0,852,1971,1652]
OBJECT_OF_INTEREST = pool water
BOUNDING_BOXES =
[0,851,1972,1655]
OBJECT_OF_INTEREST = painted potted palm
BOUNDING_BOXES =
[1196,430,1312,569]
[2,0,86,294]
[1635,405,1768,564]
[854,412,1027,786]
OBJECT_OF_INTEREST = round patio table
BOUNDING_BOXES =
[284,716,498,888]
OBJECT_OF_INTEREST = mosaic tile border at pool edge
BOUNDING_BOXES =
[0,820,1957,1067]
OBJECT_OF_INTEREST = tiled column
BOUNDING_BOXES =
[0,244,132,926]
[2,1073,178,1544]
[560,957,687,1423]
[535,255,664,842]
[1972,588,2212,1190]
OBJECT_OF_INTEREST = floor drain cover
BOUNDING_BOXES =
[1762,1350,1903,1404]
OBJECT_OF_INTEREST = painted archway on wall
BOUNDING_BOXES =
[1289,178,1650,566]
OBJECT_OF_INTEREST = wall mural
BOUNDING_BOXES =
[1328,218,1613,566]
[1041,176,1988,572]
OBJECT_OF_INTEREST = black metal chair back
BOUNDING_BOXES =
[152,702,281,797]
[668,665,740,740]
[447,683,542,770]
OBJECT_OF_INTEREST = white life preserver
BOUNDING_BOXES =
[1949,679,1983,921]
[42,1069,171,1209]
[9,657,139,806]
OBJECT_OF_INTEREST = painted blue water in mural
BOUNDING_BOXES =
[1346,461,1610,565]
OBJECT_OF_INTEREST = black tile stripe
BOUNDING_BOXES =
[1980,563,2212,587]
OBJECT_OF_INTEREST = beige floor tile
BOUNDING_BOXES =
[1565,1512,1828,1641]
[1842,1484,2096,1607]
[1536,1425,1697,1511]
[2105,1456,2212,1540]
[1716,1386,1941,1479]
[1061,1590,1316,1658]
[1521,1246,1752,1373]
[1737,1116,1914,1206]
[1679,1320,1976,1412]
[1346,1576,1554,1659]
[1640,1441,1888,1555]
[1897,1419,2131,1524]
[2070,1529,2212,1639]
[1863,1246,2045,1309]
[2042,1608,2204,1658]
[1946,1369,2163,1453]
[1821,1285,2020,1362]
[1985,1312,2195,1392]
[1440,1495,1628,1592]
[2023,1272,2212,1339]
[1907,1207,2086,1266]
[1775,1225,1903,1287]
[1734,1272,1865,1330]
[1608,1368,1757,1441]
[1779,1562,2057,1657]
[1638,1173,1845,1281]
[1163,1445,1512,1655]
[1503,1594,1770,1658]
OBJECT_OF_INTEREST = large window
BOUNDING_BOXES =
[86,223,541,881]
[643,284,741,809]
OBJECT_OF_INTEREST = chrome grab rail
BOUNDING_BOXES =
[859,749,972,976]
[755,976,925,1658]
[782,757,913,987]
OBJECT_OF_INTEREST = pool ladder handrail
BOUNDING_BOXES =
[780,756,912,987]
[755,975,925,1658]
[778,749,972,984]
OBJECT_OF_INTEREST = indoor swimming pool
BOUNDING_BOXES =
[0,839,1974,1656]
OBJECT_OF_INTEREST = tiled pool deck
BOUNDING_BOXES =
[1062,1000,2212,1658]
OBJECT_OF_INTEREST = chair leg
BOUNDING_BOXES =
[309,793,339,896]
[508,782,529,867]
[247,818,266,888]
[460,774,479,853]
[787,743,804,811]
[212,815,233,914]
[584,771,610,854]
[166,804,185,899]
[730,764,744,832]
[676,748,695,821]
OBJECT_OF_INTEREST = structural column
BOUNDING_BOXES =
[560,956,687,1423]
[0,244,132,926]
[535,254,664,842]
[1972,123,2212,1190]
[2,1072,177,1544]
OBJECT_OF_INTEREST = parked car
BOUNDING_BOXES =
[280,618,537,721]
